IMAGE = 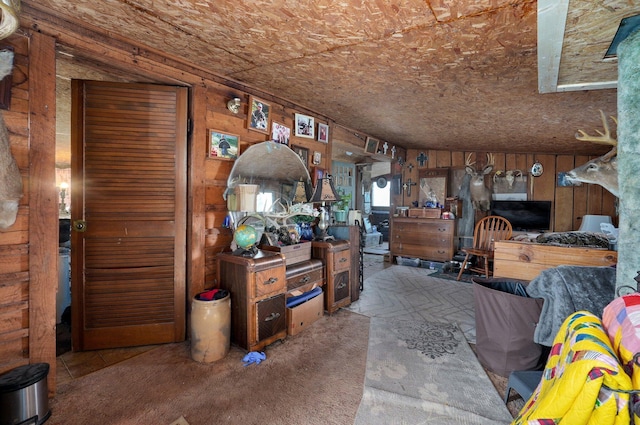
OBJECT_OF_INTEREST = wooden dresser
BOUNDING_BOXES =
[390,217,456,263]
[216,250,287,352]
[312,240,351,314]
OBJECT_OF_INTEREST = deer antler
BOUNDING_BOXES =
[575,110,617,161]
[486,153,495,167]
[465,153,475,167]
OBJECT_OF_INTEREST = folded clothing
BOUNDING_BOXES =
[196,288,229,301]
[286,286,322,308]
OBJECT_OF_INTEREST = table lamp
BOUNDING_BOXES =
[309,175,341,241]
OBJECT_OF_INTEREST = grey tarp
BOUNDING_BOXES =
[472,278,544,377]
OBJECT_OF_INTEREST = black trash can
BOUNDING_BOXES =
[472,278,544,377]
[0,363,51,425]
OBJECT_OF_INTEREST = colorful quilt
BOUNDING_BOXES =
[602,293,640,423]
[512,311,632,425]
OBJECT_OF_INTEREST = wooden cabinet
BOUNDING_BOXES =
[493,240,618,281]
[312,240,351,314]
[390,217,456,263]
[216,250,287,352]
[328,225,362,302]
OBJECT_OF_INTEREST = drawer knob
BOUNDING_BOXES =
[265,277,279,285]
[264,312,281,322]
[299,275,311,284]
[339,258,348,263]
[336,281,347,290]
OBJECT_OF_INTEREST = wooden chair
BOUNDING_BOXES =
[456,215,512,281]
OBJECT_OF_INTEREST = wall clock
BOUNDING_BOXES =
[531,161,544,177]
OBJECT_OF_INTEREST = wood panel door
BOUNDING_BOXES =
[70,81,188,351]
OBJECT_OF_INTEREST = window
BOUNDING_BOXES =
[371,180,390,207]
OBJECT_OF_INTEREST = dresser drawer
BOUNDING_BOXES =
[332,249,351,271]
[392,243,453,262]
[252,266,286,299]
[393,221,454,236]
[393,232,452,247]
[286,259,324,292]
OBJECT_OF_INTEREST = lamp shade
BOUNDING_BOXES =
[310,175,341,203]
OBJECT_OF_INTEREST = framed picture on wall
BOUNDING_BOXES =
[312,167,326,189]
[294,113,315,139]
[271,121,290,145]
[291,145,309,168]
[246,95,270,134]
[317,123,329,143]
[364,137,379,154]
[208,130,239,160]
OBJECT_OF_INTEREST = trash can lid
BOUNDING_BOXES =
[0,363,50,393]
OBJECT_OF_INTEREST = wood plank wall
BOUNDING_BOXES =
[0,36,32,375]
[0,8,619,389]
[394,149,617,231]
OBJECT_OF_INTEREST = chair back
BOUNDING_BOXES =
[473,215,512,251]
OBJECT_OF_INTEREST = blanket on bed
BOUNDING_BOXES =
[526,265,616,346]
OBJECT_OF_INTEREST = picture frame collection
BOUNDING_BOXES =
[208,103,334,165]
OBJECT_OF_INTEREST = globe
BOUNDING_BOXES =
[234,224,258,249]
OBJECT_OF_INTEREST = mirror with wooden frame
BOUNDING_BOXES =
[418,168,448,208]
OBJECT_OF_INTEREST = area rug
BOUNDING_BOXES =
[349,264,477,344]
[430,269,477,283]
[354,317,513,425]
[48,309,369,425]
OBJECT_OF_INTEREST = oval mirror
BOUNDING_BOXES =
[225,141,313,213]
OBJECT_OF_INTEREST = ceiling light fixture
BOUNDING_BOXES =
[227,97,241,114]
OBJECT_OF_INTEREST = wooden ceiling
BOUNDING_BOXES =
[23,0,639,165]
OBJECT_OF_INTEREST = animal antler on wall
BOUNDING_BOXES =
[0,0,20,40]
[0,49,22,229]
[564,110,619,197]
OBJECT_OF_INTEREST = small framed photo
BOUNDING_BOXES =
[271,121,290,146]
[312,167,326,189]
[365,137,379,154]
[294,113,315,139]
[208,130,239,160]
[317,123,329,143]
[312,151,322,165]
[291,145,309,168]
[247,95,270,134]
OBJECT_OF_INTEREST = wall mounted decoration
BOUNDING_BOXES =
[208,130,239,160]
[247,95,270,134]
[317,123,329,143]
[271,121,290,146]
[291,145,309,168]
[312,151,322,165]
[294,113,314,138]
[364,137,379,154]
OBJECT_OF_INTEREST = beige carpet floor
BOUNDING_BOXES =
[49,309,370,425]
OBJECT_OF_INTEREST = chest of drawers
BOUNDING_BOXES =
[390,217,456,263]
[217,250,287,351]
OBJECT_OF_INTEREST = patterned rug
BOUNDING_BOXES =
[354,318,513,425]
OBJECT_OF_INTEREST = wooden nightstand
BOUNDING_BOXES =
[216,250,287,351]
[312,240,351,314]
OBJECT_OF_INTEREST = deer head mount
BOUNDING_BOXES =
[493,169,523,188]
[465,153,494,211]
[564,110,619,197]
[0,49,21,230]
